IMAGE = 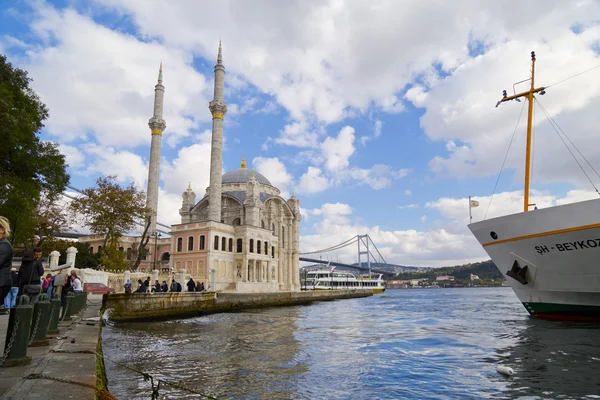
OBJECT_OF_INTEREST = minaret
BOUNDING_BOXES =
[208,41,227,222]
[146,63,166,234]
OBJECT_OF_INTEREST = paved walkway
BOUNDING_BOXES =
[0,295,103,400]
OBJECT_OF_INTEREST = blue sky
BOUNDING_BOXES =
[2,0,600,267]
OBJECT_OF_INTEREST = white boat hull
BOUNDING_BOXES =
[469,198,600,320]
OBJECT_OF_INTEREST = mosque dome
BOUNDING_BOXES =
[221,158,272,186]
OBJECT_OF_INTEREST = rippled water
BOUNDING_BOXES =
[103,288,600,399]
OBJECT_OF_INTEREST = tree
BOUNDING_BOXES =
[31,193,73,247]
[0,54,70,246]
[69,174,148,257]
[73,242,101,270]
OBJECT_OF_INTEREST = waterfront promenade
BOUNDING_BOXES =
[0,295,103,399]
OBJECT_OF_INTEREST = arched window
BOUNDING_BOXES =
[228,238,233,252]
[126,248,132,260]
[261,220,265,229]
[199,235,205,250]
[257,240,261,254]
[272,246,275,258]
[88,246,93,254]
[118,246,124,252]
[249,239,254,253]
[272,223,275,234]
[264,241,268,255]
[232,218,241,226]
[222,237,226,251]
[177,238,183,252]
[98,245,102,254]
[188,236,194,251]
[214,235,219,250]
[237,238,243,253]
[282,227,285,247]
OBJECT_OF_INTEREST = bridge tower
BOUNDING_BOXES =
[357,235,371,278]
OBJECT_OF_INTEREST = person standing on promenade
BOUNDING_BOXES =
[3,268,19,310]
[71,271,83,293]
[186,277,196,292]
[18,248,44,304]
[0,216,14,314]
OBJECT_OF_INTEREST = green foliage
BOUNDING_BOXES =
[0,54,70,246]
[100,245,128,272]
[69,175,148,248]
[393,259,503,281]
[73,242,101,270]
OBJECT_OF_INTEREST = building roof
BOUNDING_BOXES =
[222,168,272,186]
[223,190,273,204]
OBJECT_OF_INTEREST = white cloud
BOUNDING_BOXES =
[4,4,210,149]
[322,125,355,171]
[297,167,330,194]
[161,136,213,198]
[82,145,148,188]
[252,157,294,198]
[404,189,412,196]
[58,143,85,169]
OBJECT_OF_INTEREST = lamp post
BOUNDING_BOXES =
[153,232,161,270]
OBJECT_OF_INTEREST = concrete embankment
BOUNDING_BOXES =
[104,290,374,322]
[0,298,105,400]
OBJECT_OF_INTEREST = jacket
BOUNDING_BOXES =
[0,238,13,287]
[18,250,44,287]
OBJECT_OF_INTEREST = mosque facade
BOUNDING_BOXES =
[80,43,302,292]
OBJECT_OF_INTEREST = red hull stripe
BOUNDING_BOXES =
[532,313,600,322]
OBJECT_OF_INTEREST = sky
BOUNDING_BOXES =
[2,0,600,267]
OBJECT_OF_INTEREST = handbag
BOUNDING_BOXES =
[24,284,42,295]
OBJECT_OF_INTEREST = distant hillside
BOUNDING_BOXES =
[393,259,503,280]
[351,262,434,274]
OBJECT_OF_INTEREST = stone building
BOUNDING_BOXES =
[80,43,302,292]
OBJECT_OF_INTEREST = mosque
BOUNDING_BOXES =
[80,43,302,292]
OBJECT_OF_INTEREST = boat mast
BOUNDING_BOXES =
[496,51,546,212]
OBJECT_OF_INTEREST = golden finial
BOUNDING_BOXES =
[241,156,246,169]
[187,182,191,190]
[251,171,255,178]
[292,191,295,197]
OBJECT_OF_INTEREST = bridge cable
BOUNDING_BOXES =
[299,235,358,255]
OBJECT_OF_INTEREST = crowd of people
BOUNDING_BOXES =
[124,276,205,294]
[0,216,83,314]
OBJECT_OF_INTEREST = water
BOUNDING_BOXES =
[102,288,600,399]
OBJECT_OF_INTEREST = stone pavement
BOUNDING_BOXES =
[0,295,104,400]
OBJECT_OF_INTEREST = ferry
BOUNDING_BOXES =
[469,52,600,321]
[302,267,386,293]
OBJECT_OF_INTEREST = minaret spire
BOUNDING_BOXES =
[146,63,167,235]
[208,41,227,222]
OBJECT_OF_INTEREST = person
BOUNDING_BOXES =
[135,279,147,293]
[18,248,44,304]
[46,273,54,299]
[71,271,82,293]
[144,276,151,289]
[186,277,196,292]
[124,279,133,294]
[161,280,168,292]
[3,268,19,310]
[42,273,52,292]
[198,282,205,292]
[61,274,72,307]
[0,217,13,314]
[169,279,178,292]
[152,280,161,292]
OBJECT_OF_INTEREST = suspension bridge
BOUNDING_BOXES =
[299,234,393,276]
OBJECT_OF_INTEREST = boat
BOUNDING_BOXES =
[469,51,600,321]
[302,266,386,293]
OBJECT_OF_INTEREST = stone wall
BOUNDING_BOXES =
[104,289,373,322]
